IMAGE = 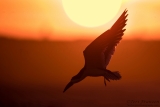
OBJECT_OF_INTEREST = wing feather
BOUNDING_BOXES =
[83,9,128,69]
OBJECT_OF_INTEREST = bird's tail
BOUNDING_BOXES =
[105,71,121,81]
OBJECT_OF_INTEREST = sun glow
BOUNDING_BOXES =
[62,0,122,27]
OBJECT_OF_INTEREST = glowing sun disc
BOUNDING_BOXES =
[62,0,122,27]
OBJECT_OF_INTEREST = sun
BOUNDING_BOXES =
[62,0,122,27]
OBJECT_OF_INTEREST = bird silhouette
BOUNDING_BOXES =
[63,9,128,93]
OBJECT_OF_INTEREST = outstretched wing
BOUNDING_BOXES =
[83,9,128,69]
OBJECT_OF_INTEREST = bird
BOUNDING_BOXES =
[63,9,128,93]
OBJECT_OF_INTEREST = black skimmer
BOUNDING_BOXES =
[63,9,128,93]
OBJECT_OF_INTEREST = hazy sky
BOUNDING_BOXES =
[0,0,160,40]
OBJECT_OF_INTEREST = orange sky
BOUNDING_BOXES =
[0,0,160,40]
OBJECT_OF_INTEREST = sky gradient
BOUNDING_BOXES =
[0,1,160,106]
[0,0,160,40]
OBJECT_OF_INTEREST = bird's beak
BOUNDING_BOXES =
[63,81,74,93]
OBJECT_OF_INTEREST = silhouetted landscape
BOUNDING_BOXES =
[0,36,160,107]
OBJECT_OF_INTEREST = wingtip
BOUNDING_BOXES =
[124,9,128,12]
[124,9,128,16]
[123,29,126,32]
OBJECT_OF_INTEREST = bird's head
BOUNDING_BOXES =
[63,67,86,93]
[63,80,74,93]
[63,75,82,93]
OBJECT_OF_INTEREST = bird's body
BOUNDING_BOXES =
[63,9,128,92]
